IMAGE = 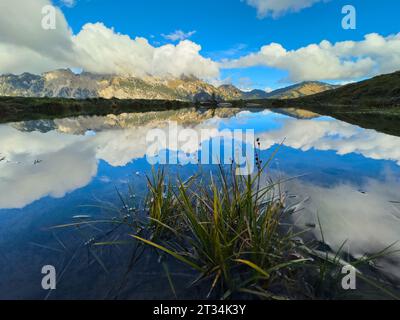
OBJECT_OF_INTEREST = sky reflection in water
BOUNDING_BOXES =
[0,108,400,294]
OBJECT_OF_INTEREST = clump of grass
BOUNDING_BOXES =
[144,169,181,241]
[54,147,400,300]
[127,149,398,299]
[134,160,303,298]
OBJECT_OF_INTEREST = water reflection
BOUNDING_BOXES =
[0,108,400,290]
[1,108,400,209]
[287,176,400,279]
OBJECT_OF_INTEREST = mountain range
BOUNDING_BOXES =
[0,69,338,102]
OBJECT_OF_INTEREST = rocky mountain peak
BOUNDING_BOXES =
[0,70,337,101]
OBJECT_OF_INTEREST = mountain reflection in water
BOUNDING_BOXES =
[0,107,399,298]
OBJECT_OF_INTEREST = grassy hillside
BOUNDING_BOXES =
[292,71,400,107]
[268,81,338,99]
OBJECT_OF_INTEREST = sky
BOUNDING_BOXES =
[0,0,399,90]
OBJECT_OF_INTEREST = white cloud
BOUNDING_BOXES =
[60,0,76,7]
[0,43,69,74]
[0,1,218,80]
[0,0,398,84]
[244,0,324,18]
[162,30,196,42]
[0,0,74,64]
[72,23,218,79]
[222,33,400,82]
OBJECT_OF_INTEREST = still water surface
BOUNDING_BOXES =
[0,108,399,299]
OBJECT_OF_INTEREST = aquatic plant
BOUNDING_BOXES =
[129,148,399,299]
[53,147,400,300]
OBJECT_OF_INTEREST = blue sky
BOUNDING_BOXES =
[57,0,400,90]
[61,0,399,50]
[1,0,400,90]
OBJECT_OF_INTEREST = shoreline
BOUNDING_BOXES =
[1,96,400,137]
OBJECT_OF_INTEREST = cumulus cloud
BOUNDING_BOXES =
[0,0,74,65]
[0,43,70,75]
[244,0,324,18]
[0,1,218,79]
[222,33,400,82]
[71,23,218,78]
[0,1,398,84]
[162,30,196,42]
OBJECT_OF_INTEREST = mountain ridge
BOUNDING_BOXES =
[0,69,337,102]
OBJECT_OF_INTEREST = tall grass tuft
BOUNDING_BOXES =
[130,147,398,299]
[54,147,400,299]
